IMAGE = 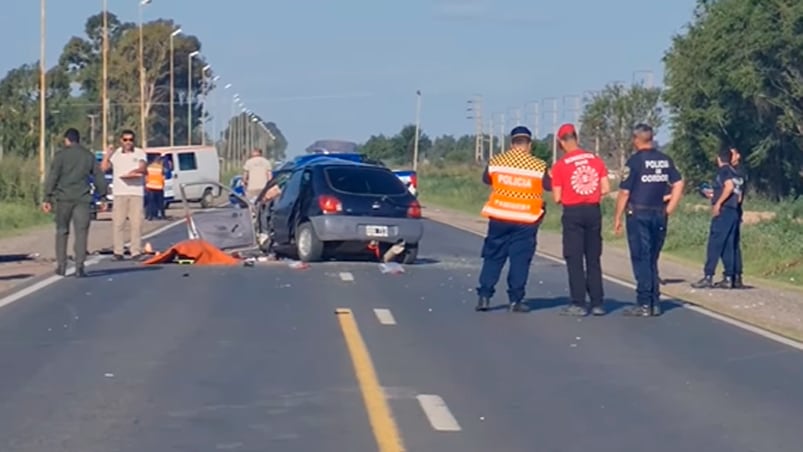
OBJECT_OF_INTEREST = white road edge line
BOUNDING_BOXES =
[417,394,461,431]
[339,272,355,282]
[436,219,803,352]
[373,308,396,325]
[0,218,185,311]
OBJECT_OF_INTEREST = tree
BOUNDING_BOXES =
[0,9,287,162]
[663,0,803,198]
[579,82,663,173]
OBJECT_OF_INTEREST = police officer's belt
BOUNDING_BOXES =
[629,203,665,212]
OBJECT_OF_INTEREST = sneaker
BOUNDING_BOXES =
[590,305,606,316]
[559,305,588,317]
[475,296,490,312]
[732,274,745,289]
[713,276,733,289]
[509,301,530,313]
[622,305,652,317]
[691,276,714,289]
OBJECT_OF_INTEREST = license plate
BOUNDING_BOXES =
[366,225,389,237]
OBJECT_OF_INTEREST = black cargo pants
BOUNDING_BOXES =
[55,200,91,269]
[561,204,604,307]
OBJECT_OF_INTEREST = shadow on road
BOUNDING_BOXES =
[0,254,35,263]
[0,273,34,281]
[86,265,164,278]
[482,296,684,315]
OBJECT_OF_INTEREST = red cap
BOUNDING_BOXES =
[557,123,577,139]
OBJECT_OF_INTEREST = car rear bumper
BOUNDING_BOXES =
[310,215,423,244]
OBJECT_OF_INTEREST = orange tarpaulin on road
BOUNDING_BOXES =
[143,239,241,266]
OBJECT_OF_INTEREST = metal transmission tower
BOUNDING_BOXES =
[563,95,581,141]
[486,117,495,159]
[467,95,483,161]
[543,97,558,164]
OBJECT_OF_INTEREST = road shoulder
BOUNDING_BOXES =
[424,205,803,343]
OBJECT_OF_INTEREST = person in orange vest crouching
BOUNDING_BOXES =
[144,155,166,221]
[476,126,548,313]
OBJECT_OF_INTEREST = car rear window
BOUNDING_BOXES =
[324,166,407,196]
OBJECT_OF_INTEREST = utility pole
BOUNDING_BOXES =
[543,97,558,164]
[101,0,108,150]
[87,114,98,146]
[39,0,46,184]
[532,101,539,139]
[486,117,494,159]
[413,90,421,171]
[563,95,581,141]
[499,112,505,154]
[467,95,483,162]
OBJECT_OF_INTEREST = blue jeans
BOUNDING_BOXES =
[703,207,739,277]
[626,210,667,306]
[477,219,539,304]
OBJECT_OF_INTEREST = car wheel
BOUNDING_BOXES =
[397,244,418,265]
[296,222,324,262]
[200,188,214,208]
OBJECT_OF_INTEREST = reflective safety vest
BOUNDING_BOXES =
[145,162,165,190]
[481,150,547,224]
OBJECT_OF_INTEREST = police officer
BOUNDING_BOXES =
[691,148,743,289]
[613,124,684,316]
[475,126,548,313]
[548,123,610,316]
[729,147,745,288]
[42,128,108,277]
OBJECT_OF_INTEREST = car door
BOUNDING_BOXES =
[269,170,304,244]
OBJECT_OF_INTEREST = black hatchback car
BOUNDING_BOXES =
[257,158,423,263]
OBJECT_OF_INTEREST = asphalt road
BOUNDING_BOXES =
[0,218,802,451]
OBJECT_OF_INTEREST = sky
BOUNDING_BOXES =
[1,0,697,157]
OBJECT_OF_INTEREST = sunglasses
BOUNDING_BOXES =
[121,137,134,143]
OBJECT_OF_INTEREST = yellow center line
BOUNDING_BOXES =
[335,308,405,452]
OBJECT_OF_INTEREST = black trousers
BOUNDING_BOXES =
[55,200,91,268]
[561,204,603,307]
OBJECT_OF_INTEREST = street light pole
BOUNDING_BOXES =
[412,90,421,171]
[187,51,199,145]
[139,0,152,149]
[39,0,46,184]
[169,27,181,147]
[201,64,211,146]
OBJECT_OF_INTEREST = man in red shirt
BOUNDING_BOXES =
[548,123,610,316]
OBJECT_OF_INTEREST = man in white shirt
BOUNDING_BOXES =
[101,129,147,260]
[243,148,272,201]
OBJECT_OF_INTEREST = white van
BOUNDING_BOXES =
[145,146,221,208]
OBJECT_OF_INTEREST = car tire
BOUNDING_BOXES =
[200,188,214,208]
[397,244,418,265]
[296,222,324,262]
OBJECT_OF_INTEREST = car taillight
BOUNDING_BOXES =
[409,174,417,188]
[407,200,421,218]
[318,195,342,214]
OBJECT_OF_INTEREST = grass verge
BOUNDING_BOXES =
[0,156,51,237]
[418,164,803,288]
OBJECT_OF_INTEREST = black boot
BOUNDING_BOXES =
[732,274,744,289]
[475,296,490,312]
[691,275,714,289]
[651,300,662,317]
[713,276,733,289]
[509,301,530,313]
[74,265,87,278]
[55,263,66,276]
[622,304,652,317]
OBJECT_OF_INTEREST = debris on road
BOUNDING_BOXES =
[379,262,405,274]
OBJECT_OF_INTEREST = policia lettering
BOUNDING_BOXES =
[476,126,547,313]
[614,123,684,317]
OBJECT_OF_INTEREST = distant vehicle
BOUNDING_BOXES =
[99,146,221,210]
[146,146,221,208]
[300,142,419,196]
[256,157,423,263]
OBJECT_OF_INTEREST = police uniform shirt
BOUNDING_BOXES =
[729,165,746,211]
[619,149,682,208]
[712,165,741,209]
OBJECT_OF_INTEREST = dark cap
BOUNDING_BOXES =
[510,126,532,140]
[633,123,654,135]
[717,148,732,162]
